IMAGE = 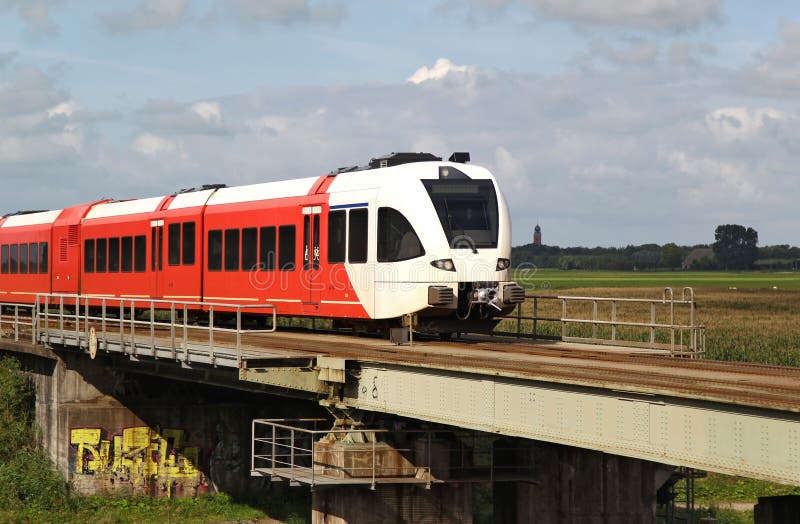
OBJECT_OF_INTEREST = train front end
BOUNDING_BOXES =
[371,155,525,333]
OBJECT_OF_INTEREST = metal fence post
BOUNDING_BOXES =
[170,304,176,360]
[209,305,215,366]
[101,299,107,352]
[236,306,242,367]
[59,296,64,345]
[150,301,155,357]
[649,302,656,348]
[271,424,276,476]
[611,301,617,342]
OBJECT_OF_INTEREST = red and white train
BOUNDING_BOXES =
[0,152,524,333]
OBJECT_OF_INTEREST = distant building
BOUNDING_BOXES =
[682,248,715,269]
[533,224,542,246]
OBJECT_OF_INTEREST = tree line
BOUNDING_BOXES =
[512,224,800,271]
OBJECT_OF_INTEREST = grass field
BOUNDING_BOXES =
[509,269,800,366]
[514,268,800,290]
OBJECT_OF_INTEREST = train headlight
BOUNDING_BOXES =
[496,258,511,271]
[431,259,456,272]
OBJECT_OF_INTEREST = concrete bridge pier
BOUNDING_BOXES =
[494,441,672,524]
[20,346,323,498]
[312,484,473,524]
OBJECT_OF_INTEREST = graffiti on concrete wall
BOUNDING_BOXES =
[70,426,204,495]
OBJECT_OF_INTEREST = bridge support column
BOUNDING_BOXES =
[755,495,800,523]
[495,441,672,524]
[312,484,472,524]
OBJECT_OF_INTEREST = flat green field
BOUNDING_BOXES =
[514,268,800,290]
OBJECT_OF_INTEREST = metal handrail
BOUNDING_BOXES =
[505,287,705,357]
[251,419,535,489]
[34,293,277,367]
[0,302,36,343]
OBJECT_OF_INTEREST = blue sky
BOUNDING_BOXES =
[1,1,799,247]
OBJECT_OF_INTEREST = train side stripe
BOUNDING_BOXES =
[330,202,368,210]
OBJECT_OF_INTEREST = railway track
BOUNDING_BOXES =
[4,310,800,414]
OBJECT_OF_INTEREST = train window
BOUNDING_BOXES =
[378,208,425,262]
[182,222,195,265]
[134,235,147,272]
[39,242,48,273]
[108,238,119,272]
[348,209,368,263]
[313,215,320,270]
[157,227,163,270]
[29,243,38,274]
[168,223,181,266]
[242,227,257,271]
[84,239,95,273]
[19,244,28,274]
[96,238,107,273]
[151,226,163,271]
[208,230,222,271]
[121,236,133,273]
[422,179,499,249]
[224,229,240,271]
[278,225,296,271]
[259,226,276,271]
[328,211,346,263]
[9,244,17,274]
[0,245,7,274]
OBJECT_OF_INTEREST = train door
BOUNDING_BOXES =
[149,218,164,298]
[302,205,322,310]
[161,217,201,302]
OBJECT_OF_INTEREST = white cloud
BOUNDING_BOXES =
[590,39,660,66]
[191,101,222,123]
[47,100,78,117]
[663,150,762,205]
[246,114,291,134]
[410,135,449,157]
[99,0,345,33]
[0,0,64,36]
[407,58,476,84]
[742,19,800,97]
[705,107,787,143]
[438,0,721,32]
[136,98,241,135]
[99,0,192,33]
[216,0,346,27]
[493,146,528,191]
[133,133,179,156]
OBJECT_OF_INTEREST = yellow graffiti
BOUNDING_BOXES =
[72,426,200,486]
[70,428,111,474]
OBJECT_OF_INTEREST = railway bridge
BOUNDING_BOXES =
[1,291,799,523]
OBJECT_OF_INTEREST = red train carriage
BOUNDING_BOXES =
[0,152,525,332]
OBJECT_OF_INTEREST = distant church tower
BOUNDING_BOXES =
[533,224,542,245]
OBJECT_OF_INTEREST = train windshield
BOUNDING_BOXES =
[422,179,499,249]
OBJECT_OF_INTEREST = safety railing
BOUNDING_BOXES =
[498,287,705,357]
[34,294,277,368]
[0,302,36,343]
[251,419,535,489]
[252,418,427,489]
